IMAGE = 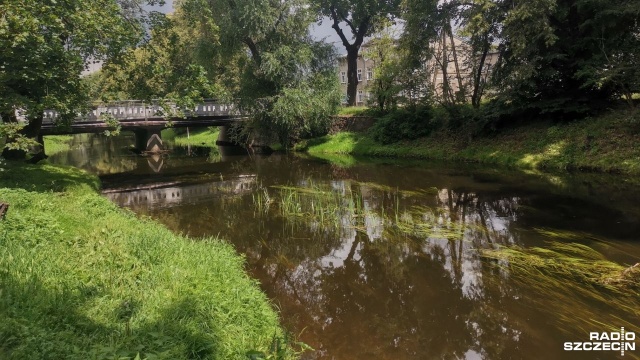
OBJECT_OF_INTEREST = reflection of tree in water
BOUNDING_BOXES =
[48,133,138,175]
[108,156,640,360]
[231,179,534,359]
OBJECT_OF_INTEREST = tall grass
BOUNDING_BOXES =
[482,242,640,335]
[0,163,293,359]
[252,180,472,243]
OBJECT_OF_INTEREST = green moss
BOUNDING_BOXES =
[301,109,640,175]
[0,163,291,359]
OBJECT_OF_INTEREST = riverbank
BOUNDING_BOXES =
[163,127,221,148]
[296,109,640,175]
[0,163,290,359]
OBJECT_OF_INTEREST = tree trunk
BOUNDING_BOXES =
[447,27,465,102]
[472,33,491,108]
[346,47,359,106]
[440,30,454,105]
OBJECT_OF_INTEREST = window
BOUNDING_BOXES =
[357,69,362,82]
[367,69,373,80]
[358,90,363,102]
[340,71,346,84]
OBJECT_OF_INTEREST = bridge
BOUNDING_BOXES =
[40,100,243,153]
[102,175,257,210]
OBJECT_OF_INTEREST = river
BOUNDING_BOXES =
[48,132,640,360]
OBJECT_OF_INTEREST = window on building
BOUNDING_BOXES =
[367,69,373,80]
[357,69,362,82]
[358,90,363,102]
[340,71,346,84]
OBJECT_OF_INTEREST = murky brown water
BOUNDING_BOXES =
[50,133,640,360]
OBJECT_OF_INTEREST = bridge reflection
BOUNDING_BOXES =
[103,175,257,209]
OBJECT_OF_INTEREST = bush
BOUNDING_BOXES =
[369,106,436,143]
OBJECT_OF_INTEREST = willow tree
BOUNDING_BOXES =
[312,0,402,106]
[0,0,149,160]
[179,0,341,146]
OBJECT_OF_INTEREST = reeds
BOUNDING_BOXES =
[482,242,640,335]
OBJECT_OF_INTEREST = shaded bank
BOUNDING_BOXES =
[0,163,292,359]
[296,109,640,175]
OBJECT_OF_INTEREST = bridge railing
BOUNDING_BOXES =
[42,100,238,124]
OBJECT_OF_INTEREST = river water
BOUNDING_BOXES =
[49,133,640,360]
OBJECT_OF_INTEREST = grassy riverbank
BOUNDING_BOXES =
[297,109,640,174]
[164,128,220,148]
[44,135,73,156]
[0,163,290,359]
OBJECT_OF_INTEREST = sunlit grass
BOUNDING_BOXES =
[171,127,221,147]
[44,135,73,156]
[0,163,292,359]
[298,108,640,175]
[337,106,370,116]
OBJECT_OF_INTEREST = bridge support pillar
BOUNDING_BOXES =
[134,128,164,153]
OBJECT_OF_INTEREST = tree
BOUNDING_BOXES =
[0,0,149,160]
[179,0,342,146]
[313,0,402,106]
[96,7,226,106]
[490,0,640,116]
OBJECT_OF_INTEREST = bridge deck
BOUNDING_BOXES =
[39,100,243,135]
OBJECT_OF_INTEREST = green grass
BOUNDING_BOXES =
[0,163,293,359]
[297,109,640,174]
[336,106,370,116]
[482,241,639,334]
[169,128,221,148]
[43,135,73,156]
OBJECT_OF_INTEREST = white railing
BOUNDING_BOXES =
[42,100,237,124]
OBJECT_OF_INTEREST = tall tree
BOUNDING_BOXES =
[491,0,640,116]
[0,0,149,160]
[313,0,402,106]
[179,0,341,146]
[96,7,226,106]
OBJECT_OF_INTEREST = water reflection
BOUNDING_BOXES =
[48,134,640,360]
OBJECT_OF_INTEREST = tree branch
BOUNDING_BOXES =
[330,5,353,49]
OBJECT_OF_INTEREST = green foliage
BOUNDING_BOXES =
[96,8,226,104]
[369,106,436,143]
[311,0,402,106]
[0,123,38,152]
[178,0,342,147]
[0,163,292,359]
[0,0,145,149]
[300,108,640,175]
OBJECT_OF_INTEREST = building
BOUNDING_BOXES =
[337,53,376,106]
[337,36,499,106]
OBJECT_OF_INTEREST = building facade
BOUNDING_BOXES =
[337,37,499,106]
[337,55,376,106]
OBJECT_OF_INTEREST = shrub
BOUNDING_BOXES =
[369,106,436,143]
